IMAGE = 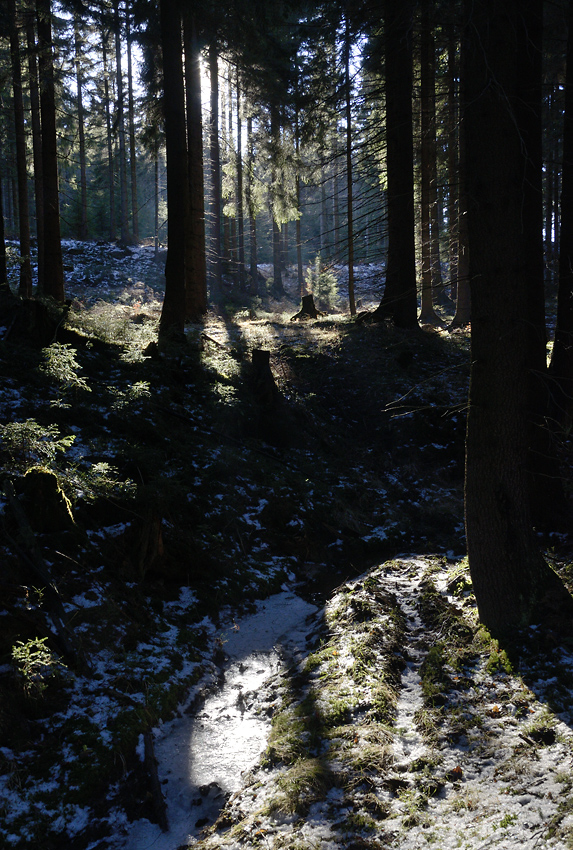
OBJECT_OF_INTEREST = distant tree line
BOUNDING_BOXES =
[1,0,573,637]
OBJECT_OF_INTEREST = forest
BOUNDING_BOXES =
[1,0,573,847]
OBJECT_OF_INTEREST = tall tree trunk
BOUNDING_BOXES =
[154,138,159,257]
[419,0,438,324]
[183,9,207,319]
[126,2,139,244]
[0,136,7,290]
[158,0,188,342]
[427,14,445,306]
[446,18,458,304]
[295,110,303,298]
[320,159,327,256]
[345,9,356,316]
[463,0,573,636]
[102,32,116,241]
[236,69,246,291]
[74,17,88,240]
[550,0,573,429]
[9,0,33,298]
[270,106,284,297]
[450,29,471,329]
[114,0,129,245]
[373,0,418,328]
[36,0,64,304]
[209,42,222,292]
[26,6,44,292]
[246,115,258,294]
[226,75,237,277]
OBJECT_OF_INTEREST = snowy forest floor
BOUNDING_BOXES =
[0,241,572,849]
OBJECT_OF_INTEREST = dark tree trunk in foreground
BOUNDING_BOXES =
[464,0,573,637]
[550,0,573,429]
[36,0,64,304]
[372,0,418,328]
[9,0,33,297]
[183,10,207,319]
[158,0,188,342]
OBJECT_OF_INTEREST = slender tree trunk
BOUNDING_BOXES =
[102,33,116,241]
[333,146,340,257]
[114,0,129,245]
[183,9,207,319]
[373,0,418,328]
[463,0,573,636]
[36,0,64,303]
[295,108,303,298]
[236,70,246,291]
[26,6,44,292]
[320,159,327,256]
[450,29,471,329]
[0,137,7,289]
[427,16,445,306]
[74,17,88,240]
[209,42,222,292]
[126,3,139,244]
[419,0,437,324]
[158,0,188,342]
[9,0,33,298]
[246,115,258,294]
[550,0,573,429]
[446,18,458,303]
[154,138,159,256]
[345,9,356,316]
[227,75,237,277]
[270,106,284,297]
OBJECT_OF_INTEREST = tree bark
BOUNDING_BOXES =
[246,115,258,294]
[344,8,356,316]
[74,17,89,241]
[372,0,418,328]
[236,71,246,291]
[25,4,44,292]
[0,148,7,290]
[126,2,139,244]
[550,0,573,429]
[270,106,284,297]
[419,0,439,325]
[158,0,188,342]
[9,0,33,298]
[36,0,64,304]
[114,0,130,245]
[209,42,222,293]
[463,0,573,636]
[183,10,207,319]
[102,29,116,241]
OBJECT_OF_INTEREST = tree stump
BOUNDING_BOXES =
[251,349,281,409]
[291,294,325,321]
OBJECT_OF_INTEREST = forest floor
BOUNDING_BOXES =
[0,241,572,849]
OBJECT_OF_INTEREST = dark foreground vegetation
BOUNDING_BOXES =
[0,246,572,848]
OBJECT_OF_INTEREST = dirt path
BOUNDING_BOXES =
[190,557,573,850]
